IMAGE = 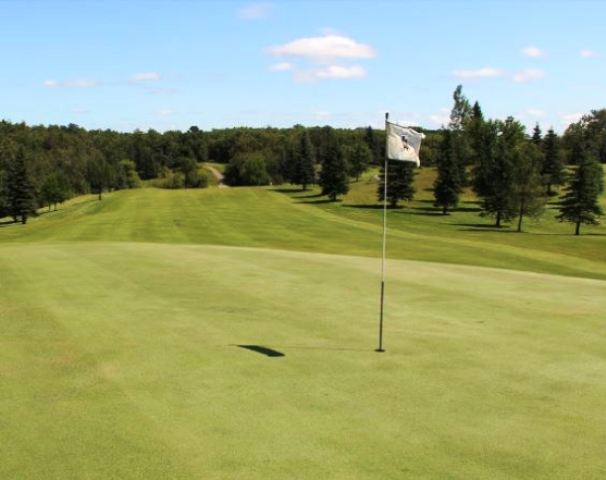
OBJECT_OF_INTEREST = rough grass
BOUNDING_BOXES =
[1,169,605,479]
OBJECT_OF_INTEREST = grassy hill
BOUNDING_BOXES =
[1,170,606,479]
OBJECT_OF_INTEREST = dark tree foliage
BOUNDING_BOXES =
[531,123,542,146]
[433,130,462,214]
[224,152,271,186]
[541,128,564,195]
[40,172,71,211]
[378,160,416,208]
[345,141,372,182]
[467,101,485,167]
[179,157,206,188]
[472,119,523,227]
[6,149,35,223]
[364,126,381,165]
[449,85,473,185]
[319,128,349,201]
[510,142,546,232]
[557,145,604,235]
[86,154,114,200]
[291,130,316,190]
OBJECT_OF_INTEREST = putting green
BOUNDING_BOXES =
[1,241,605,479]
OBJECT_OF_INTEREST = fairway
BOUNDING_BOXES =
[1,182,606,479]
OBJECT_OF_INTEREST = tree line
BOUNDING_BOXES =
[378,86,605,235]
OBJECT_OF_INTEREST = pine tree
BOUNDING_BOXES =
[319,129,349,201]
[531,123,542,146]
[449,85,473,186]
[467,101,485,166]
[511,142,546,232]
[541,128,564,196]
[556,145,604,235]
[364,126,380,165]
[473,118,523,227]
[345,141,372,182]
[377,160,416,208]
[433,130,462,214]
[292,130,316,190]
[6,149,35,224]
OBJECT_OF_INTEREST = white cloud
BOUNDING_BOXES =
[156,109,174,117]
[580,49,599,58]
[269,62,294,71]
[294,65,366,82]
[238,2,272,20]
[452,67,503,79]
[525,108,546,117]
[268,34,376,61]
[313,64,366,79]
[130,72,161,82]
[513,68,544,83]
[43,79,97,88]
[522,46,544,58]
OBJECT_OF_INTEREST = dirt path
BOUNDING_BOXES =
[205,165,229,188]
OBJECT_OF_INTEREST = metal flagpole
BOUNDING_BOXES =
[377,112,389,353]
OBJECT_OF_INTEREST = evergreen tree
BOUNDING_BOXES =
[6,149,35,224]
[86,155,114,200]
[319,129,349,201]
[511,142,546,232]
[433,130,462,214]
[364,126,380,165]
[449,85,473,186]
[292,130,316,190]
[345,141,372,182]
[541,128,564,195]
[467,101,485,166]
[531,123,542,146]
[557,145,604,235]
[377,160,416,208]
[473,118,523,227]
[40,172,71,211]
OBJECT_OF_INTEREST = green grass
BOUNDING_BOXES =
[1,171,606,478]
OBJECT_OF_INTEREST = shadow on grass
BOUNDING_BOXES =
[293,192,324,199]
[235,345,285,357]
[342,204,400,210]
[297,199,338,204]
[271,187,303,193]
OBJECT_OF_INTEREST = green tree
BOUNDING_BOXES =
[319,129,349,201]
[449,85,473,185]
[40,172,71,211]
[6,149,35,224]
[117,160,142,189]
[433,130,462,214]
[531,123,542,146]
[473,119,523,227]
[180,157,207,188]
[364,126,381,165]
[345,141,372,182]
[511,142,546,232]
[224,152,271,186]
[86,155,114,200]
[292,130,316,190]
[541,128,565,195]
[556,145,604,235]
[378,160,416,208]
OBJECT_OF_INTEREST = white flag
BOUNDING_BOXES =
[386,122,425,166]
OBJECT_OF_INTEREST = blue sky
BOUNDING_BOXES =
[1,0,604,132]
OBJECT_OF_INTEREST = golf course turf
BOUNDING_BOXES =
[1,170,605,479]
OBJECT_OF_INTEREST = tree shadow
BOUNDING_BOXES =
[235,345,285,357]
[297,199,338,204]
[293,192,323,199]
[271,187,303,193]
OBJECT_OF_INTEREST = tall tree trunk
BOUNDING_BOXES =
[495,211,501,228]
[98,190,102,201]
[443,205,447,215]
[575,221,581,236]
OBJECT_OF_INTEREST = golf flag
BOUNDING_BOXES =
[386,122,425,167]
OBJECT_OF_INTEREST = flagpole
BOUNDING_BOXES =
[377,112,389,353]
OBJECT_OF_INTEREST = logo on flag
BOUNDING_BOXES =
[386,122,424,166]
